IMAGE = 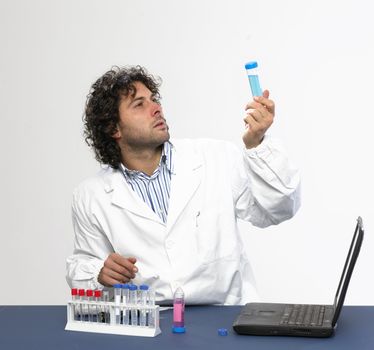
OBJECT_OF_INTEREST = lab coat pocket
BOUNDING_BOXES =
[195,210,238,265]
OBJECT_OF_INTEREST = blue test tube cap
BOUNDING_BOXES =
[139,284,149,291]
[128,284,138,291]
[113,283,122,288]
[218,328,228,336]
[172,326,186,333]
[245,61,258,70]
[122,283,130,289]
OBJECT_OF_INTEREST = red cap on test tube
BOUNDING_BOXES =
[86,290,94,297]
[78,289,85,297]
[94,290,102,298]
[71,288,78,300]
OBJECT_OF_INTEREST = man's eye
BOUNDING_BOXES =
[135,102,143,107]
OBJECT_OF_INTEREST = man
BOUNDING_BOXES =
[66,65,300,305]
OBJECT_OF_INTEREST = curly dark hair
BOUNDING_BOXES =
[83,65,162,169]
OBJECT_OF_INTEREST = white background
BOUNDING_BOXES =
[0,0,373,305]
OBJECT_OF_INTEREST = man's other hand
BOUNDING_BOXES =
[98,253,138,286]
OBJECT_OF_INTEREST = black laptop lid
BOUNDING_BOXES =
[331,216,364,326]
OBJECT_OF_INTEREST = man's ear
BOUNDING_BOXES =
[112,126,121,140]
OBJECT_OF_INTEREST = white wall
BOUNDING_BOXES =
[0,0,373,305]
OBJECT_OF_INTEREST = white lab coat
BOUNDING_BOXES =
[66,137,300,305]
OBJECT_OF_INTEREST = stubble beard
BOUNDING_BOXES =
[124,128,170,151]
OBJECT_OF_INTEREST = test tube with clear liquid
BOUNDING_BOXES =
[78,289,85,322]
[103,290,110,324]
[122,284,130,326]
[129,284,138,326]
[94,290,102,323]
[114,284,122,324]
[147,289,156,328]
[71,288,79,321]
[86,290,94,322]
[139,284,149,327]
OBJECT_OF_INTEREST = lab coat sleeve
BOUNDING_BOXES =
[232,135,301,228]
[66,188,113,290]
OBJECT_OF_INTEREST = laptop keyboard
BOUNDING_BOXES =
[280,304,326,326]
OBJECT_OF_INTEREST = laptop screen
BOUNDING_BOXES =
[332,217,364,326]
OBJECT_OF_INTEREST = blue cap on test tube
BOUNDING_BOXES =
[245,60,262,97]
[122,283,130,297]
[139,285,149,306]
[245,61,258,70]
[218,328,228,336]
[114,284,122,301]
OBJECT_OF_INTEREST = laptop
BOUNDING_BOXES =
[233,216,364,338]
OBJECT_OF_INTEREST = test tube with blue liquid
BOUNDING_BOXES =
[245,61,263,97]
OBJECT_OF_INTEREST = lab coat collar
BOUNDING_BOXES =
[102,139,203,229]
[105,169,163,224]
[166,139,203,232]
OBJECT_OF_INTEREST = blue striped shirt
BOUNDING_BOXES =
[120,142,174,224]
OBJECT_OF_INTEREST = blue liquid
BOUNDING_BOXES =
[248,75,262,97]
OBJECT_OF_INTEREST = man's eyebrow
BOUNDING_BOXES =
[129,93,157,106]
[131,96,144,102]
[128,96,145,106]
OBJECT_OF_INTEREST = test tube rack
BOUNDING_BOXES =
[65,300,161,337]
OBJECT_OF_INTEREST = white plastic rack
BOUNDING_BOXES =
[65,300,161,337]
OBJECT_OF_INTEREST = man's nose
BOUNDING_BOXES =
[151,101,162,117]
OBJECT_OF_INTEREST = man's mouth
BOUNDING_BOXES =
[154,119,166,128]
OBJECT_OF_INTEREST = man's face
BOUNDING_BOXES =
[113,82,170,150]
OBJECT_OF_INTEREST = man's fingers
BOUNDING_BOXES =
[104,253,138,278]
[101,266,129,282]
[104,260,136,279]
[253,95,275,114]
[110,253,138,273]
[99,267,132,286]
[245,108,265,123]
[99,253,139,289]
[243,114,259,128]
[127,257,138,267]
[245,100,272,115]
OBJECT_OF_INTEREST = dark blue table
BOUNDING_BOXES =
[0,305,372,350]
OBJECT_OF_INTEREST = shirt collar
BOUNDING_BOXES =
[120,141,174,178]
[162,141,174,173]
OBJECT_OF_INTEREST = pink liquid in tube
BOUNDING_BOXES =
[172,287,186,333]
